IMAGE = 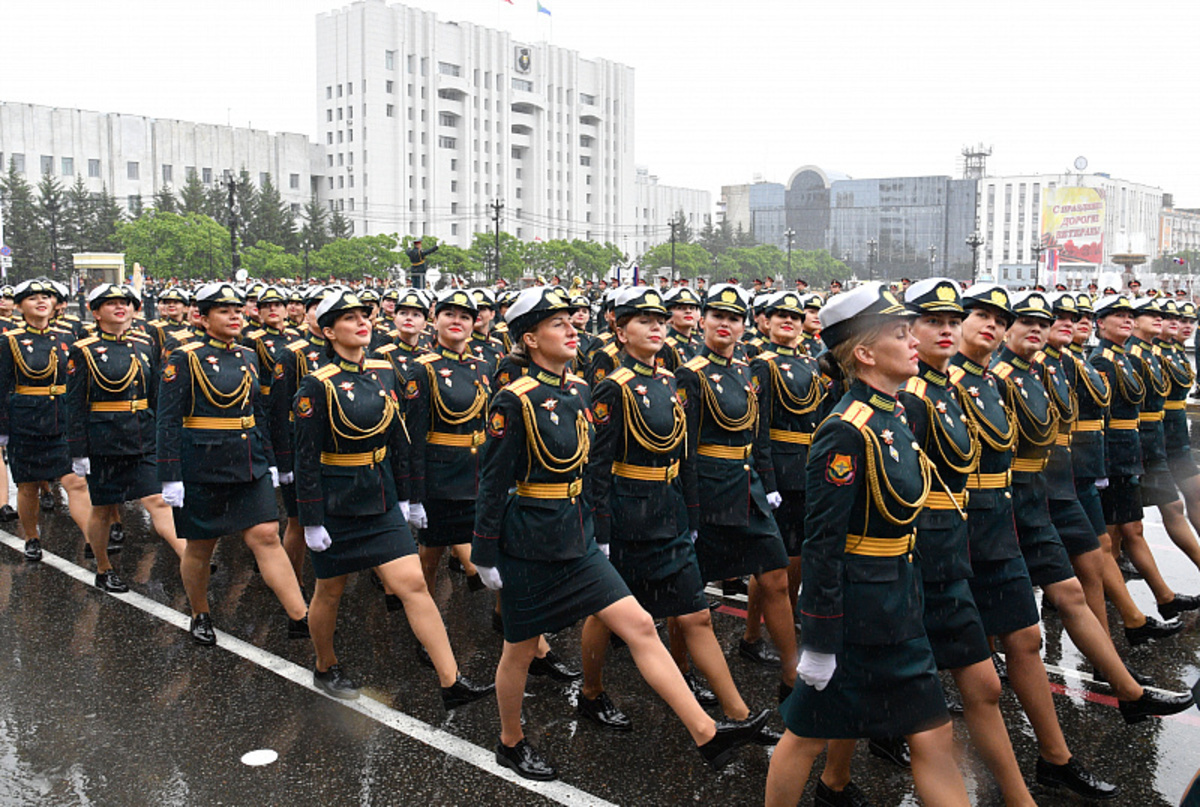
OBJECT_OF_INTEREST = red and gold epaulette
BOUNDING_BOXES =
[505,376,540,397]
[902,377,928,397]
[839,400,873,429]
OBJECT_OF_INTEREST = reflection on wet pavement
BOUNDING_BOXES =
[0,493,1197,806]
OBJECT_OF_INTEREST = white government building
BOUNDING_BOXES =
[0,0,710,268]
[314,0,708,254]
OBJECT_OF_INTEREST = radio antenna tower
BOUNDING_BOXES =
[962,144,993,180]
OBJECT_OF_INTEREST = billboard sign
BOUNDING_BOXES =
[1041,187,1105,265]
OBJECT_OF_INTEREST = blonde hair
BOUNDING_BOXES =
[823,319,891,389]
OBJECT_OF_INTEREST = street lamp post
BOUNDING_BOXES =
[1030,238,1047,287]
[785,227,795,279]
[966,231,984,283]
[928,245,937,278]
[866,238,878,282]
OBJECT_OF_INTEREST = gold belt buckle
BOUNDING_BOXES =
[471,430,485,447]
[240,416,253,429]
[373,446,386,464]
[567,479,583,497]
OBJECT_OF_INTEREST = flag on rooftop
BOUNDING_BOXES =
[538,2,551,14]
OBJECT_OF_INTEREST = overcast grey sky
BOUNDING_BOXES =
[3,0,1198,206]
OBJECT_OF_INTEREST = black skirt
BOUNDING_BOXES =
[1048,496,1101,556]
[779,636,948,740]
[418,498,475,548]
[173,473,278,541]
[1074,480,1108,538]
[497,543,630,644]
[1169,452,1200,483]
[922,578,992,670]
[773,490,807,557]
[87,454,159,507]
[610,530,709,620]
[9,433,71,484]
[694,518,788,582]
[968,556,1040,636]
[1101,475,1143,526]
[311,504,417,579]
[1142,464,1180,507]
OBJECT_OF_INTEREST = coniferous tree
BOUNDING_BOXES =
[329,209,353,240]
[179,169,208,215]
[0,159,42,278]
[299,197,331,252]
[250,173,296,251]
[154,184,179,214]
[37,173,68,272]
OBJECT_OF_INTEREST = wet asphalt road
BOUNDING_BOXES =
[1,493,1200,806]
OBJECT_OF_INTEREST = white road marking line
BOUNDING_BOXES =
[0,531,617,807]
[996,652,1189,699]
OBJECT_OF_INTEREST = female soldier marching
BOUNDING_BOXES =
[766,282,969,807]
[581,286,775,743]
[293,289,494,707]
[675,283,798,699]
[405,289,490,595]
[472,286,768,782]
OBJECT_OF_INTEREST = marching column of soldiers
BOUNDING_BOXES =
[3,266,1200,805]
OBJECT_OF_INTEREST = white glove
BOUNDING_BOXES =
[797,649,837,691]
[304,525,332,552]
[398,500,411,521]
[278,470,294,485]
[766,491,783,510]
[0,435,8,447]
[1095,478,1110,490]
[477,565,503,590]
[689,530,698,544]
[162,481,185,508]
[409,502,428,529]
[72,457,91,477]
[598,543,610,558]
[269,466,280,488]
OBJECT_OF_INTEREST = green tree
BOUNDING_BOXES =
[37,174,69,273]
[61,175,94,257]
[89,187,125,252]
[468,231,526,282]
[329,209,353,240]
[309,234,402,281]
[127,195,145,219]
[115,211,232,280]
[671,210,693,244]
[425,243,478,283]
[641,241,712,279]
[179,170,208,216]
[0,159,43,279]
[299,197,330,253]
[154,185,179,214]
[243,241,302,279]
[248,174,295,252]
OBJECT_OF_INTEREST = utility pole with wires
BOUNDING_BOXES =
[490,199,504,283]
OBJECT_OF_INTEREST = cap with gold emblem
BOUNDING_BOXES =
[438,288,480,317]
[1048,291,1079,317]
[1160,298,1181,318]
[0,285,14,299]
[1008,290,1054,321]
[664,287,703,308]
[702,282,750,315]
[87,283,141,310]
[470,287,497,310]
[395,288,429,313]
[257,285,288,306]
[762,290,805,317]
[818,281,914,350]
[801,293,825,312]
[315,289,370,329]
[505,286,574,337]
[245,281,266,301]
[961,283,1015,324]
[1092,294,1134,318]
[1131,296,1163,315]
[1074,293,1094,315]
[613,287,668,321]
[904,277,963,314]
[1180,301,1197,320]
[357,287,380,305]
[194,282,246,313]
[304,285,334,309]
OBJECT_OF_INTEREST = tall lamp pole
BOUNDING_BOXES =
[928,245,937,278]
[1030,238,1047,287]
[866,238,878,282]
[966,230,984,283]
[785,227,795,279]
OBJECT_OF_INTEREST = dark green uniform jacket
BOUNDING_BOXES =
[67,329,158,457]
